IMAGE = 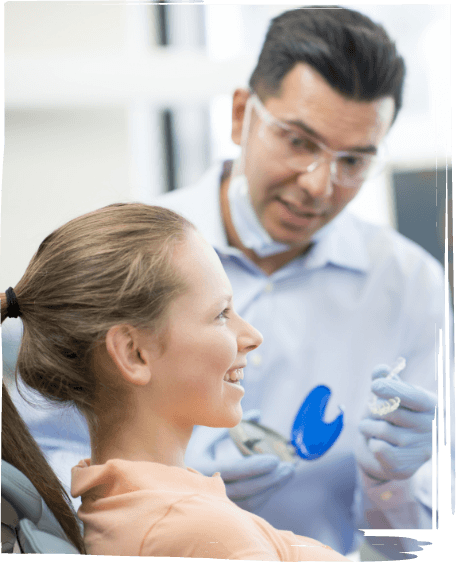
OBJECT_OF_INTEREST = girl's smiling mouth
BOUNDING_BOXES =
[223,367,244,385]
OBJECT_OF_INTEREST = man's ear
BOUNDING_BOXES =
[105,325,152,387]
[231,88,251,146]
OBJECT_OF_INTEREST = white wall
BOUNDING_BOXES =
[3,3,133,288]
[2,108,131,286]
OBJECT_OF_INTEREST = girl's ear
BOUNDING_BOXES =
[231,88,251,146]
[105,325,152,386]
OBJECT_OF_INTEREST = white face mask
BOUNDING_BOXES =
[227,173,292,258]
[226,95,292,258]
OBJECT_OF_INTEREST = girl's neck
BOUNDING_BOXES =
[90,400,192,469]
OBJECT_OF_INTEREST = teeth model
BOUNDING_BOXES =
[368,357,405,416]
[369,396,401,415]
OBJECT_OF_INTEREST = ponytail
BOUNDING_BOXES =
[2,290,84,551]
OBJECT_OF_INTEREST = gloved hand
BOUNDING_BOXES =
[356,365,436,482]
[186,410,295,511]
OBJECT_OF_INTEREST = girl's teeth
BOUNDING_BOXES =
[225,368,243,382]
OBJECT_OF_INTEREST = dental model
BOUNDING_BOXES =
[368,357,406,416]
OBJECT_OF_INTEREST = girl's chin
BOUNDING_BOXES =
[204,409,243,429]
[226,414,243,429]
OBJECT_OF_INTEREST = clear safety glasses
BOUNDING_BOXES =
[249,93,385,189]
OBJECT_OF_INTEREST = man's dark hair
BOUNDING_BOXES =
[249,6,405,122]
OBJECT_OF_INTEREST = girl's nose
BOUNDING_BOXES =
[238,316,263,353]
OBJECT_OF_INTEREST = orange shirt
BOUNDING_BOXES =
[71,458,348,560]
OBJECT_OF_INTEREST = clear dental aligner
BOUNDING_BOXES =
[368,357,406,416]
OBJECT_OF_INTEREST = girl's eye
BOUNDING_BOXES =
[217,308,230,321]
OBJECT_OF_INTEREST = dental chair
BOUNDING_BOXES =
[1,459,80,554]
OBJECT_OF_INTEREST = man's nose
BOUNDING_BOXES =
[296,158,334,200]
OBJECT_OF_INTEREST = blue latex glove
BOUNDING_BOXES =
[186,410,295,511]
[356,365,437,482]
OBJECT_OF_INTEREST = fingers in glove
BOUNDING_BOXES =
[219,454,280,482]
[225,461,295,501]
[233,474,293,512]
[365,437,431,479]
[359,418,430,447]
[368,407,435,430]
[371,378,437,412]
[371,365,391,380]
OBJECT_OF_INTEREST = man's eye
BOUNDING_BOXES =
[339,155,366,170]
[286,133,317,152]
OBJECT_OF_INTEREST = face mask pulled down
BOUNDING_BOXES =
[227,174,292,258]
[227,95,292,258]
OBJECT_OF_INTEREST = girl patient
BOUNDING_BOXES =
[2,203,348,560]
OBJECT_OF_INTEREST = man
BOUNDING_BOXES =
[156,6,443,557]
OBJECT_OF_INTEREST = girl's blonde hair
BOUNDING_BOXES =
[1,203,194,418]
[1,203,194,552]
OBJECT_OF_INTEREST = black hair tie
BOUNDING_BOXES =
[5,287,21,318]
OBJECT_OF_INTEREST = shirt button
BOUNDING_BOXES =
[251,354,263,366]
[264,282,273,293]
[380,491,393,501]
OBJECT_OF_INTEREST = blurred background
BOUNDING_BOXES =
[1,2,453,379]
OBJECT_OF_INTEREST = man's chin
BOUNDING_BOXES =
[262,211,325,245]
[266,223,316,250]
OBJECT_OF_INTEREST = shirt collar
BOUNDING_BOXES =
[194,163,228,247]
[190,162,370,273]
[303,210,370,273]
